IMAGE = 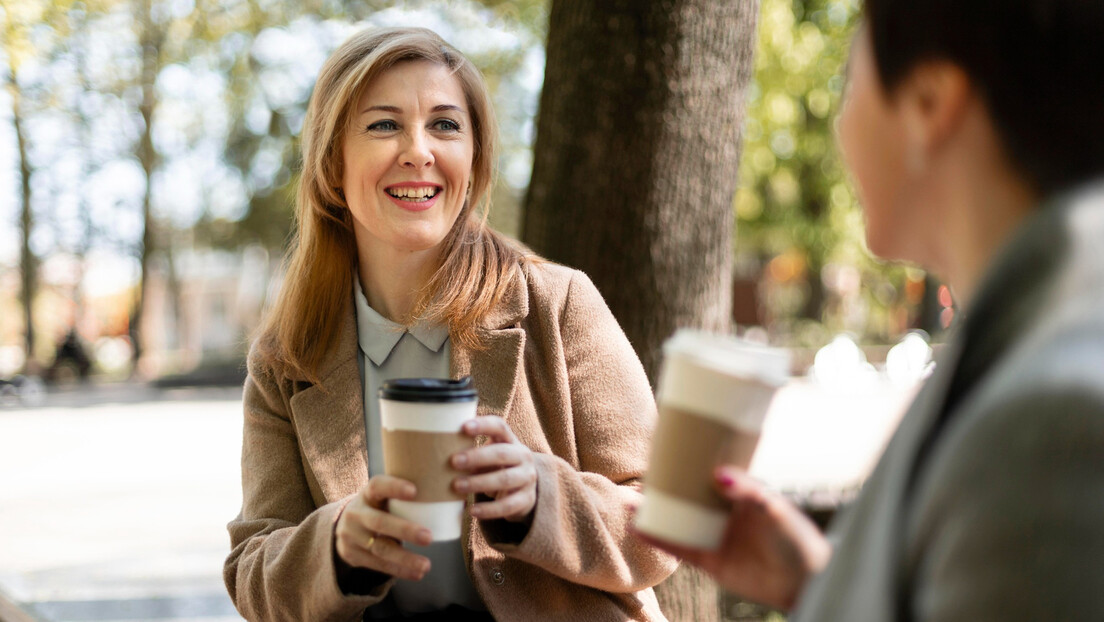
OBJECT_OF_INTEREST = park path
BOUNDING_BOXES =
[0,385,245,622]
[0,377,914,621]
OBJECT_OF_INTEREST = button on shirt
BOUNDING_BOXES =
[353,280,486,616]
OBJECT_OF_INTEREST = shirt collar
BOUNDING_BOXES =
[353,277,449,366]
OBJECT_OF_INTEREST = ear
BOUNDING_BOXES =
[897,62,973,171]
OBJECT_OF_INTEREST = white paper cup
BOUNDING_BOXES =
[635,330,790,550]
[379,378,478,541]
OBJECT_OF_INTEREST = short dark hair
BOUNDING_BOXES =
[864,0,1104,197]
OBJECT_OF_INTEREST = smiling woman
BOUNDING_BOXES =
[223,26,677,622]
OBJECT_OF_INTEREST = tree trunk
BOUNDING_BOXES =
[523,1,760,619]
[523,0,759,381]
[7,68,36,370]
[131,0,161,369]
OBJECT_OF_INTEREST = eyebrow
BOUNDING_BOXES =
[360,104,467,115]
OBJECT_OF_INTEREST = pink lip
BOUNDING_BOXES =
[383,182,443,212]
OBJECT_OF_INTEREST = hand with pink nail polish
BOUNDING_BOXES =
[634,465,831,612]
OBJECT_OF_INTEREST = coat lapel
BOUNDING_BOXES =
[290,297,370,503]
[451,268,529,422]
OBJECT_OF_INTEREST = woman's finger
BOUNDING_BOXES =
[460,416,517,443]
[341,533,431,581]
[470,487,537,520]
[363,536,431,581]
[369,511,433,546]
[714,465,770,509]
[364,474,418,507]
[454,464,536,495]
[451,441,528,472]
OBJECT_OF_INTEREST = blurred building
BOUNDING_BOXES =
[137,245,279,377]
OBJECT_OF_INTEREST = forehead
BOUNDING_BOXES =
[355,59,469,110]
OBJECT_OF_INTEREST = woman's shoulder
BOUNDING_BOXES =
[517,260,617,335]
[244,326,299,386]
[514,259,609,315]
[520,260,603,306]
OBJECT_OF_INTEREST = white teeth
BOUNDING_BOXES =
[387,186,439,200]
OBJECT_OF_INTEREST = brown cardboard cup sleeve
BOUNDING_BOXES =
[379,382,478,541]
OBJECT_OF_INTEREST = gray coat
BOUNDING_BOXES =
[793,182,1104,621]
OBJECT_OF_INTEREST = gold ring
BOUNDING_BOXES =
[365,534,376,549]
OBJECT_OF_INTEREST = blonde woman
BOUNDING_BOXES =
[223,27,676,621]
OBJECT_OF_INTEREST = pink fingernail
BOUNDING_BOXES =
[716,468,736,488]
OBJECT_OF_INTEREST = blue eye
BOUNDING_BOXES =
[433,119,461,131]
[367,120,398,132]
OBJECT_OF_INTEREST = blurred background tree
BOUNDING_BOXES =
[733,0,941,357]
[0,0,549,379]
[0,0,941,388]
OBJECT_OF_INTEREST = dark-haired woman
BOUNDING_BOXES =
[640,1,1104,619]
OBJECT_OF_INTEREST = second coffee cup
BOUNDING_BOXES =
[379,377,478,541]
[635,330,790,550]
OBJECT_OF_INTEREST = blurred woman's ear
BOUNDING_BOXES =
[896,62,972,173]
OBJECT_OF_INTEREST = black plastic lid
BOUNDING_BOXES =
[379,377,477,403]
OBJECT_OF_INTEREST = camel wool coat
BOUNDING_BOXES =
[224,261,678,621]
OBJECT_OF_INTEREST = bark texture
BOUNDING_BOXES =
[523,0,759,381]
[523,1,760,619]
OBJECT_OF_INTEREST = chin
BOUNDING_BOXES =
[393,232,450,253]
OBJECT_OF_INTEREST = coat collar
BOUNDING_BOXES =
[353,277,449,366]
[312,267,531,385]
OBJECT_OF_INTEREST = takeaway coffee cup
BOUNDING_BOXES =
[379,377,478,541]
[635,330,791,550]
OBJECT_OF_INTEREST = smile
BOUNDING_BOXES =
[385,185,441,203]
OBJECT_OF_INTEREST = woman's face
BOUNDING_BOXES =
[342,60,475,257]
[838,26,916,262]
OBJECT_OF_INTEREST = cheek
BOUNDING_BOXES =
[839,98,899,256]
[841,100,897,207]
[839,99,874,200]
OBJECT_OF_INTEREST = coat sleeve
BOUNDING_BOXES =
[223,344,392,621]
[911,386,1104,621]
[482,269,679,592]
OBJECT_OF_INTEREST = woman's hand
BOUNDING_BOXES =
[335,475,434,581]
[634,466,831,611]
[452,416,538,523]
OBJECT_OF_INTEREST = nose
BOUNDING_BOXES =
[400,128,434,169]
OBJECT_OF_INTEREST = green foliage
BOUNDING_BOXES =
[736,0,919,346]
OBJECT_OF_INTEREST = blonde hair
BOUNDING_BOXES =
[261,26,529,384]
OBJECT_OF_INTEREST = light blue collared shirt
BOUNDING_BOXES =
[352,279,485,616]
